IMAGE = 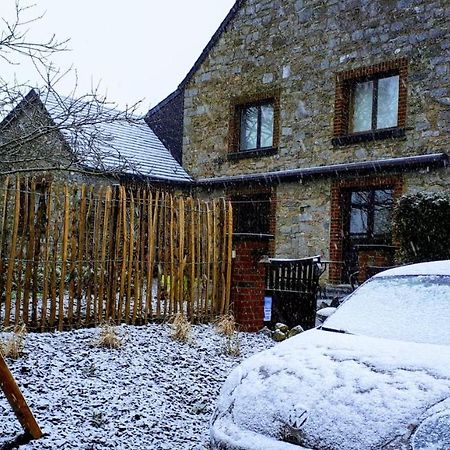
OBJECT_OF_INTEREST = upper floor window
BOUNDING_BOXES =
[228,92,280,160]
[351,75,399,133]
[333,59,408,146]
[239,101,274,151]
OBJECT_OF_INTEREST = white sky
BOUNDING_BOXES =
[2,0,236,114]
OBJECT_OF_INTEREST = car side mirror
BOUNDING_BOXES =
[316,307,337,325]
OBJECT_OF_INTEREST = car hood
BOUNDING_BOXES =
[211,329,450,450]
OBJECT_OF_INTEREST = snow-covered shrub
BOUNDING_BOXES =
[222,333,241,357]
[90,411,108,428]
[215,313,237,337]
[393,191,450,263]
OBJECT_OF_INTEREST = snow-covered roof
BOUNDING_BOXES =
[42,90,192,183]
[3,89,192,183]
[374,260,450,278]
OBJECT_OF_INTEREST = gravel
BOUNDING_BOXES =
[0,324,273,449]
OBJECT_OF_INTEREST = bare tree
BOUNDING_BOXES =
[0,0,144,178]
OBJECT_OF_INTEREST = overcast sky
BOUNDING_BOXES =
[2,0,236,114]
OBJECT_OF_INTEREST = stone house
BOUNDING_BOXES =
[147,0,449,330]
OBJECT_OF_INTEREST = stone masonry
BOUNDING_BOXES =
[155,0,450,328]
[183,0,449,180]
[182,0,449,265]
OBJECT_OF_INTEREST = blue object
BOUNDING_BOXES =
[264,296,272,322]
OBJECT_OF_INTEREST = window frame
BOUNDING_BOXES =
[238,100,274,152]
[349,72,400,134]
[228,91,280,160]
[345,187,394,243]
[332,59,408,146]
[329,176,403,284]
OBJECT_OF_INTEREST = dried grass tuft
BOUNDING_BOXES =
[215,313,237,337]
[171,313,192,343]
[222,333,241,357]
[0,324,27,359]
[94,323,122,349]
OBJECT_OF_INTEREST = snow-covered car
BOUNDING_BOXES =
[210,260,450,450]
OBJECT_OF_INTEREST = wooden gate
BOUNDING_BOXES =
[265,256,323,329]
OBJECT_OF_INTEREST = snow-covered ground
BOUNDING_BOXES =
[0,324,274,449]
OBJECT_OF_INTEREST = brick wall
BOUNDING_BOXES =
[357,248,396,282]
[231,239,269,331]
[228,185,276,331]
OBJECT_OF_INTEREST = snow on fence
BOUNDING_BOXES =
[0,177,233,331]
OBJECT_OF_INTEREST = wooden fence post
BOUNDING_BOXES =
[0,352,43,439]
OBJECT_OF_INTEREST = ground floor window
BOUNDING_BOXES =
[329,176,403,284]
[231,193,273,237]
[345,188,394,243]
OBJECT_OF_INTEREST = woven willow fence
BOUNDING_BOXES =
[0,178,233,331]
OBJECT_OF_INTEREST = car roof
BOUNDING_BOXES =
[374,260,450,278]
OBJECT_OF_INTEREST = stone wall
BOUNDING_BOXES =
[275,168,450,271]
[177,0,449,325]
[404,167,450,193]
[1,103,72,179]
[275,179,331,259]
[182,0,449,179]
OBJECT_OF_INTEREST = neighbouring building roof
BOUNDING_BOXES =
[1,89,193,184]
[145,89,184,165]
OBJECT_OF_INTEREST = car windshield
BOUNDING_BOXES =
[323,275,450,346]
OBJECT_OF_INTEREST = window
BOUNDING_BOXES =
[351,75,399,133]
[347,188,393,241]
[239,101,274,151]
[228,93,280,159]
[333,59,408,146]
[329,177,402,284]
[232,193,272,237]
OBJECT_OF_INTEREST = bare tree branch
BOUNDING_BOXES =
[0,0,68,64]
[0,0,147,178]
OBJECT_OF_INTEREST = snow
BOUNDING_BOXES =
[325,274,450,345]
[267,256,321,263]
[413,410,450,450]
[0,324,273,449]
[315,307,336,318]
[211,329,450,450]
[373,260,450,277]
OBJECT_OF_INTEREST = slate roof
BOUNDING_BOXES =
[2,89,192,184]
